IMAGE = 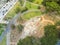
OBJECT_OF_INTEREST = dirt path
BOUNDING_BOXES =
[41,16,55,25]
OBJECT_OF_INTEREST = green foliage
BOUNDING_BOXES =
[58,30,60,39]
[23,11,42,20]
[15,6,21,13]
[43,0,60,14]
[4,2,21,21]
[25,1,39,10]
[0,29,4,35]
[17,36,41,45]
[55,21,60,39]
[19,0,24,6]
[21,7,28,13]
[27,0,35,2]
[40,25,58,45]
[0,37,6,45]
[27,0,43,5]
[34,0,43,5]
[0,24,7,35]
[56,21,60,26]
[11,24,15,30]
[46,2,60,11]
[17,24,24,32]
[43,0,59,2]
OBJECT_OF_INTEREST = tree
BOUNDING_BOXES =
[11,24,15,30]
[15,6,20,13]
[27,0,35,2]
[21,7,28,13]
[58,30,60,39]
[42,0,60,14]
[40,25,58,45]
[17,36,41,45]
[34,0,43,5]
[56,21,60,26]
[55,21,60,39]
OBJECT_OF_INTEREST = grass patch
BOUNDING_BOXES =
[0,37,6,45]
[22,11,42,20]
[4,2,21,21]
[27,0,43,5]
[0,24,7,36]
[26,1,39,10]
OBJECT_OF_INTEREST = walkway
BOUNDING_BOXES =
[41,16,54,25]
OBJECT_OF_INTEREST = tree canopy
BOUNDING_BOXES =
[43,0,60,14]
[17,36,41,45]
[40,25,58,45]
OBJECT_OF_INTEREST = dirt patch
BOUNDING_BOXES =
[32,15,55,38]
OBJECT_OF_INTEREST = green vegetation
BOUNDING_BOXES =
[46,2,60,12]
[57,29,60,39]
[55,21,60,39]
[34,0,43,5]
[0,24,7,35]
[21,7,28,13]
[17,16,25,23]
[11,24,16,30]
[43,0,60,14]
[27,0,43,5]
[19,0,25,6]
[56,21,60,26]
[17,24,24,32]
[0,37,6,45]
[25,1,39,10]
[4,2,21,21]
[27,0,35,2]
[40,25,58,45]
[17,36,41,45]
[22,11,42,20]
[21,1,41,12]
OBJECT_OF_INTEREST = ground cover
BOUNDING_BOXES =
[0,23,7,35]
[0,37,6,45]
[22,11,42,20]
[19,0,25,6]
[25,1,39,10]
[27,0,43,5]
[3,2,21,21]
